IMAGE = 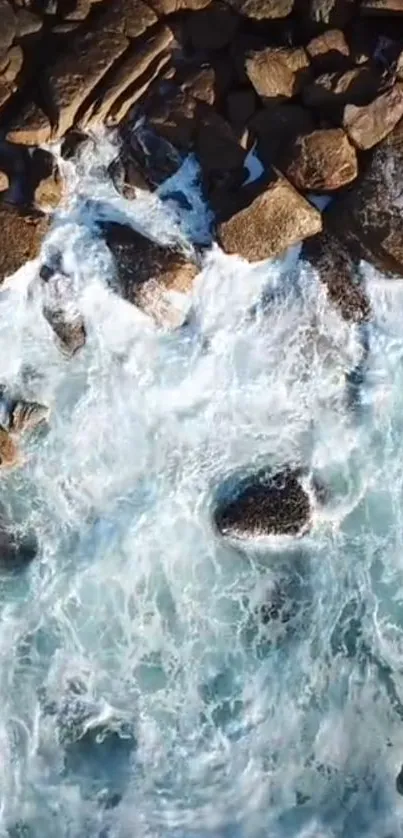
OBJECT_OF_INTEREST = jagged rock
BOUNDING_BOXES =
[184,2,239,50]
[6,100,52,145]
[113,125,181,192]
[214,466,311,539]
[0,428,19,469]
[0,1,16,55]
[251,103,315,169]
[217,171,322,263]
[309,0,356,25]
[0,204,48,282]
[302,230,371,323]
[41,272,86,356]
[303,66,380,111]
[15,7,42,36]
[99,221,199,328]
[246,46,310,103]
[83,25,174,128]
[9,400,49,433]
[306,29,350,73]
[282,128,358,192]
[147,89,198,150]
[343,83,403,150]
[326,118,403,276]
[360,0,403,12]
[224,0,294,20]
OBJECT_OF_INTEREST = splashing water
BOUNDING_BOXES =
[0,131,402,838]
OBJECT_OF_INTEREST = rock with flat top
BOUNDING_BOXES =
[0,204,48,282]
[302,230,371,323]
[100,221,199,328]
[282,128,358,192]
[343,84,403,150]
[246,46,310,103]
[217,171,322,263]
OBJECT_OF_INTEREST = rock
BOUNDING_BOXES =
[0,1,16,56]
[60,129,92,160]
[0,170,8,192]
[147,0,210,14]
[226,88,257,129]
[179,66,217,105]
[99,221,199,328]
[217,171,322,263]
[15,7,42,37]
[325,118,403,276]
[184,2,238,50]
[214,466,311,539]
[34,164,62,209]
[9,399,50,434]
[147,89,198,151]
[41,272,86,356]
[396,765,403,796]
[6,100,52,145]
[0,428,19,469]
[2,46,24,84]
[0,511,37,566]
[195,103,246,175]
[225,0,294,19]
[302,230,371,323]
[306,29,350,73]
[308,0,356,25]
[251,103,315,169]
[0,205,48,283]
[246,46,310,103]
[116,125,182,190]
[360,0,403,12]
[63,0,93,20]
[343,83,403,150]
[282,128,358,192]
[303,67,380,112]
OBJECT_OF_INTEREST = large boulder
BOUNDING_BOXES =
[214,466,311,539]
[0,204,48,283]
[282,128,358,192]
[302,230,371,323]
[0,0,16,56]
[343,83,403,150]
[326,117,403,276]
[217,171,322,263]
[246,46,311,103]
[99,222,199,328]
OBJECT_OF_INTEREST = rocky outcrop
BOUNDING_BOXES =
[100,221,199,328]
[343,84,403,150]
[0,204,49,283]
[214,466,311,538]
[217,171,322,262]
[282,128,358,192]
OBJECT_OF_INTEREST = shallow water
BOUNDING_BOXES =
[0,132,403,837]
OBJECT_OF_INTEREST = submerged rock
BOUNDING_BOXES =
[0,387,50,434]
[40,270,86,356]
[214,466,311,539]
[0,523,37,568]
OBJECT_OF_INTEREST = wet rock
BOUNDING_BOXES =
[246,46,311,103]
[306,29,351,73]
[0,428,20,469]
[396,765,403,796]
[308,0,356,25]
[214,466,311,538]
[303,67,380,112]
[302,230,371,323]
[41,272,86,356]
[60,129,92,161]
[282,128,358,192]
[0,204,49,283]
[225,0,294,20]
[147,89,198,151]
[2,45,24,84]
[251,103,315,169]
[0,521,37,567]
[217,171,322,263]
[195,103,246,176]
[184,2,239,50]
[30,148,62,209]
[6,100,52,145]
[100,221,199,328]
[343,83,403,150]
[10,400,49,434]
[114,124,182,192]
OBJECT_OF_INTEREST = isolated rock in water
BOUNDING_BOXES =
[214,467,311,538]
[217,171,322,263]
[302,230,371,323]
[100,221,199,328]
[41,272,86,356]
[343,84,403,150]
[396,765,403,796]
[282,128,358,192]
[0,428,19,469]
[0,204,49,283]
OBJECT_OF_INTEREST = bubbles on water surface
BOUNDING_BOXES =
[0,134,401,837]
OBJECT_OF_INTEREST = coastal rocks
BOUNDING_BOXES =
[343,83,403,150]
[6,101,52,146]
[302,230,371,323]
[214,466,311,539]
[40,268,86,356]
[0,204,49,283]
[225,0,294,20]
[0,427,19,468]
[184,2,239,50]
[306,29,350,73]
[303,67,380,111]
[308,0,356,25]
[217,171,322,263]
[0,510,38,567]
[251,104,315,169]
[0,0,16,55]
[282,128,358,192]
[245,47,311,103]
[100,221,199,328]
[360,0,403,12]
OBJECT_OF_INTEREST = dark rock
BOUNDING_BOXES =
[0,1,16,56]
[147,89,198,151]
[302,230,371,323]
[147,0,210,14]
[281,128,358,192]
[99,221,199,328]
[251,103,315,169]
[246,46,311,103]
[306,29,351,73]
[343,83,403,150]
[0,204,49,283]
[60,129,92,160]
[30,148,62,209]
[41,272,86,356]
[116,125,182,191]
[224,0,294,20]
[179,66,217,105]
[184,1,239,50]
[308,0,356,25]
[0,519,37,567]
[214,466,311,538]
[15,7,42,37]
[195,103,246,175]
[361,0,403,12]
[303,67,381,112]
[396,765,403,796]
[226,88,257,129]
[217,171,322,263]
[6,100,52,145]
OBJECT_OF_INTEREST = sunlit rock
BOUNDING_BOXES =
[214,466,311,538]
[0,427,20,468]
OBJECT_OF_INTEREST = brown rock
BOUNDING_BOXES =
[15,8,42,37]
[226,89,256,129]
[282,128,358,192]
[147,90,198,150]
[34,165,62,209]
[303,66,380,111]
[251,104,315,169]
[302,230,371,323]
[108,53,174,126]
[184,2,238,50]
[0,428,20,470]
[0,205,48,283]
[180,67,217,105]
[195,103,246,174]
[343,83,403,150]
[64,0,92,20]
[309,0,356,25]
[0,1,16,55]
[225,0,294,19]
[9,400,49,434]
[100,221,199,328]
[2,46,24,84]
[147,0,210,14]
[0,170,8,192]
[246,46,310,103]
[360,0,403,12]
[326,118,403,276]
[82,25,174,128]
[6,100,52,145]
[217,171,322,263]
[306,29,350,73]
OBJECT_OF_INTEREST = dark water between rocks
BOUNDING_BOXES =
[0,133,402,838]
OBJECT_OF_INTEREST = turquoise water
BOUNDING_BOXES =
[0,135,402,837]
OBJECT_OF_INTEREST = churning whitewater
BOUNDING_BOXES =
[0,132,402,838]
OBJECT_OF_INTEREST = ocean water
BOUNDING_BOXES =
[0,131,402,838]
